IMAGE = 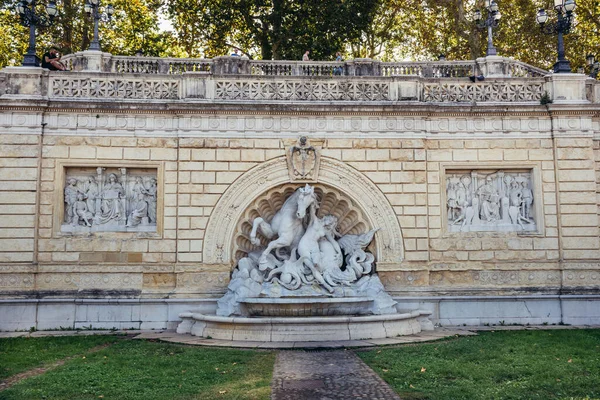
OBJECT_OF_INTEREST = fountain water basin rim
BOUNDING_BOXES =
[176,310,433,342]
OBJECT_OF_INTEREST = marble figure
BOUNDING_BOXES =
[218,183,393,316]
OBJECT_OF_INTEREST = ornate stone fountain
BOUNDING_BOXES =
[177,138,432,342]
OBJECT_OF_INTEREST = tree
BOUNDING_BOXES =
[0,0,183,68]
[165,0,379,60]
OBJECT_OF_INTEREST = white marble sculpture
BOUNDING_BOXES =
[217,184,396,317]
[61,167,157,233]
[446,170,536,232]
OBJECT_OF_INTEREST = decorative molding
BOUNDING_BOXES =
[37,273,143,289]
[214,79,390,101]
[50,77,180,100]
[423,81,545,103]
[203,156,404,266]
[0,274,34,288]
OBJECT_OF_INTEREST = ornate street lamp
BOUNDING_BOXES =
[17,0,58,67]
[536,0,576,73]
[586,54,599,79]
[474,0,501,56]
[85,0,114,51]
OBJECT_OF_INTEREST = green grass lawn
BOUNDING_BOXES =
[359,329,600,400]
[0,338,275,400]
[0,335,121,379]
[2,330,599,400]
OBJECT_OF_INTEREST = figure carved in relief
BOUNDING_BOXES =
[477,176,500,222]
[508,180,522,207]
[64,178,80,224]
[84,176,99,216]
[450,182,468,225]
[447,183,458,221]
[520,181,533,219]
[146,178,157,223]
[73,192,94,227]
[98,173,125,225]
[127,176,149,227]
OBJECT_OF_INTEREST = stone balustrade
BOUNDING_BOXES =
[1,51,598,104]
[60,51,550,78]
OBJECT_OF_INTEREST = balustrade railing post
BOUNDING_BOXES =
[158,60,170,74]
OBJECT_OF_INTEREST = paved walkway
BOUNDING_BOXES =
[271,350,401,400]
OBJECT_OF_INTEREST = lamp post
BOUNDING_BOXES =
[536,0,576,73]
[586,54,599,79]
[16,0,58,67]
[474,0,501,56]
[85,0,114,51]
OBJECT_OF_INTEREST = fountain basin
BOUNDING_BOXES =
[240,297,375,317]
[177,310,433,342]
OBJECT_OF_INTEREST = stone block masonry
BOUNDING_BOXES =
[0,62,599,328]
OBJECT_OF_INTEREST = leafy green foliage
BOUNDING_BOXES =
[1,338,275,400]
[0,335,119,379]
[0,0,184,67]
[359,329,600,400]
[166,0,379,60]
[0,0,598,70]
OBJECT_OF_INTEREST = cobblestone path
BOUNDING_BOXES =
[271,350,401,400]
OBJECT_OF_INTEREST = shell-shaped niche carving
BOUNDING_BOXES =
[234,184,373,263]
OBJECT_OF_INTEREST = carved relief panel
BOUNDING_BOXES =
[445,169,537,233]
[61,166,158,233]
[285,136,321,182]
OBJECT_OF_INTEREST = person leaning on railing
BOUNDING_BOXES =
[42,46,67,71]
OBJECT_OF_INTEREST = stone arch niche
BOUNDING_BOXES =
[202,156,404,269]
[234,183,373,262]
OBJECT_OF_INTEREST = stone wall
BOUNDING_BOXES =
[1,63,599,329]
[3,130,600,297]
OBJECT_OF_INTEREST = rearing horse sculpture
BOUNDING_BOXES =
[250,184,318,267]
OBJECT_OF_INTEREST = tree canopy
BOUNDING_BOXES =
[0,0,598,72]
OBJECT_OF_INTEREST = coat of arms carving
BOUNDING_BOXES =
[286,136,320,182]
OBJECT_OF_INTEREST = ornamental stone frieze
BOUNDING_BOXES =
[51,76,180,100]
[61,166,158,233]
[445,169,537,233]
[214,79,391,101]
[423,80,545,102]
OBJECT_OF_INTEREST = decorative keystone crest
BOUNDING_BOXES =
[286,136,320,182]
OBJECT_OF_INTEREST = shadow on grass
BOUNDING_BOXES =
[1,339,275,400]
[0,335,123,380]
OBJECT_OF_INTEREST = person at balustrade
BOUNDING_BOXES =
[41,47,66,71]
[302,50,310,61]
[334,52,343,75]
